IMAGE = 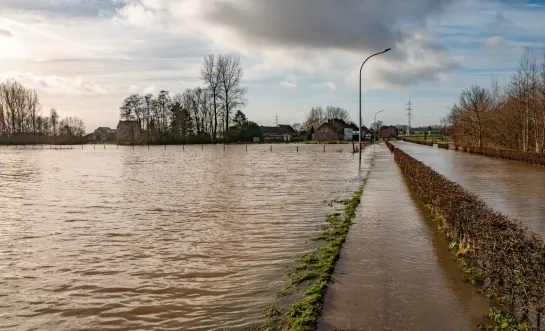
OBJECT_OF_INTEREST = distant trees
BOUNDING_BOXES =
[446,51,545,153]
[119,53,248,143]
[303,106,351,131]
[0,80,86,143]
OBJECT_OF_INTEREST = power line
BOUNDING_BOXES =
[275,114,279,126]
[406,99,413,136]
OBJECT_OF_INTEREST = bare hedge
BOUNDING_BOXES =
[393,147,545,328]
[455,146,545,167]
[403,138,434,146]
[437,142,449,150]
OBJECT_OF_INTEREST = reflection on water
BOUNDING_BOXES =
[319,146,489,330]
[0,144,367,330]
[392,141,545,237]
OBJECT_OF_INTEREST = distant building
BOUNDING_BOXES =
[261,124,297,142]
[314,118,352,141]
[93,127,117,142]
[117,120,142,144]
[379,126,399,138]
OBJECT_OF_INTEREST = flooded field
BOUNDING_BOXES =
[392,141,545,237]
[319,146,489,330]
[0,144,367,330]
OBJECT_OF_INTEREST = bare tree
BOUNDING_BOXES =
[325,106,351,123]
[456,85,493,147]
[59,117,85,138]
[50,108,59,136]
[217,54,247,133]
[201,54,222,141]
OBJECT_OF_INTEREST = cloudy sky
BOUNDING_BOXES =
[1,0,544,130]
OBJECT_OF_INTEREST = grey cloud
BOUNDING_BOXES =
[493,11,512,25]
[0,0,121,17]
[377,60,461,87]
[0,28,13,37]
[205,0,458,55]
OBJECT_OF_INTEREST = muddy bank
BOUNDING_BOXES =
[318,145,489,330]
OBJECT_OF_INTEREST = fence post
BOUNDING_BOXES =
[246,145,248,152]
[224,144,226,151]
[324,145,326,153]
[270,145,272,152]
[94,145,95,149]
[104,144,105,149]
[297,146,298,152]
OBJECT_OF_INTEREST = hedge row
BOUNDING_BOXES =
[403,138,434,147]
[454,145,545,167]
[385,140,395,152]
[392,146,545,328]
[437,142,449,150]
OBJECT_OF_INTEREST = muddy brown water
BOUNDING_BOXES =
[319,145,490,330]
[0,144,368,330]
[391,141,545,237]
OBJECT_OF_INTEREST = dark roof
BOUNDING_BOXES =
[317,119,352,133]
[261,124,297,135]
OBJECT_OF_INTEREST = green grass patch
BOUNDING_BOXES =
[260,182,365,331]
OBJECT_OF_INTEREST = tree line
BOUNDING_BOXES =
[447,51,545,153]
[119,54,250,143]
[296,106,352,132]
[0,80,86,142]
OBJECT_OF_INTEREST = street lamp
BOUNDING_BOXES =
[373,110,384,154]
[359,48,391,163]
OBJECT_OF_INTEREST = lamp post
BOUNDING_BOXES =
[373,109,384,154]
[359,48,391,164]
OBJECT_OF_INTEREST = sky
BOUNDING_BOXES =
[1,0,545,131]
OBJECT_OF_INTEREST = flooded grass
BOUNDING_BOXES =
[260,181,366,331]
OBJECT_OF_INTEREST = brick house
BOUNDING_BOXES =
[379,125,399,138]
[314,118,352,141]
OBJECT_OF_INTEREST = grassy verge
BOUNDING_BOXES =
[260,181,366,331]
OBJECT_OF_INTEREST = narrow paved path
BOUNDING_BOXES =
[318,145,488,330]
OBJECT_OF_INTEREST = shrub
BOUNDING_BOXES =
[456,146,545,166]
[385,140,395,153]
[437,142,449,150]
[403,138,434,147]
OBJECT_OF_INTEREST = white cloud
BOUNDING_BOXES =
[0,71,109,95]
[280,80,297,88]
[325,81,337,90]
[485,36,505,48]
[143,84,157,94]
[129,84,139,92]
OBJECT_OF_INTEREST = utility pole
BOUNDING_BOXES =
[406,99,413,137]
[275,114,279,126]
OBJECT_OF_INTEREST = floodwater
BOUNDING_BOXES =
[319,145,489,330]
[0,144,367,331]
[392,141,545,237]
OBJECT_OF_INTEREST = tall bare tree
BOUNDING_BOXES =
[217,54,247,133]
[50,108,59,136]
[201,54,222,141]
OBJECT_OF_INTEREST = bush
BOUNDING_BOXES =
[455,146,545,166]
[437,142,449,149]
[385,140,395,153]
[403,138,434,146]
[393,147,545,326]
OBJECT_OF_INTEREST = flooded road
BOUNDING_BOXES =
[0,144,366,330]
[391,141,545,237]
[319,145,489,330]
